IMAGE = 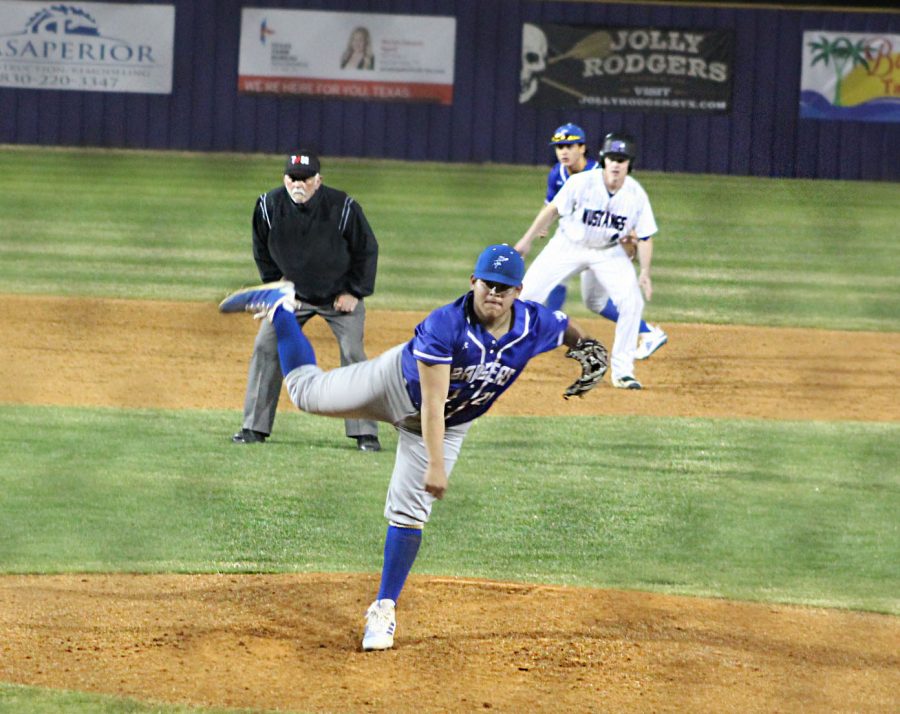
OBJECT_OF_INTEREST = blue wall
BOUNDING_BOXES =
[1,0,897,180]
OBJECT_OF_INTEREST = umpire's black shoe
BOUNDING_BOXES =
[356,435,382,452]
[232,428,268,444]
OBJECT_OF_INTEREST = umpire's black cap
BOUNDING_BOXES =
[285,151,320,179]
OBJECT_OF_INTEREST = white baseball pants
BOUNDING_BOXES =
[521,237,643,380]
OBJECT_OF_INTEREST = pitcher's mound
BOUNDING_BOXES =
[1,573,897,712]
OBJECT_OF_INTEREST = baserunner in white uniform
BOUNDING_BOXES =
[516,132,664,389]
[539,125,667,362]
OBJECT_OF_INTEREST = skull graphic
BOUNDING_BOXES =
[520,23,548,104]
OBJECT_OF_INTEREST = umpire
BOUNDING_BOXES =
[232,150,381,451]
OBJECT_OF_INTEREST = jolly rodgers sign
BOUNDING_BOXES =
[520,23,733,113]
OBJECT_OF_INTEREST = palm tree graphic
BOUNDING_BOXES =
[808,36,870,106]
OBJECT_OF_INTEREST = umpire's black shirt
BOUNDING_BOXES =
[252,184,378,305]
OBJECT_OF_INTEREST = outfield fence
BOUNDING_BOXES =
[0,0,896,180]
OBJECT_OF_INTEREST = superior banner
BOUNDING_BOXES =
[520,23,733,113]
[238,8,456,105]
[0,1,174,94]
[800,31,900,123]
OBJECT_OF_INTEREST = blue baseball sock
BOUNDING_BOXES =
[545,284,567,312]
[272,307,317,375]
[599,299,651,333]
[598,299,619,322]
[376,524,422,603]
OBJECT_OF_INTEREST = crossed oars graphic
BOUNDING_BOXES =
[540,31,613,99]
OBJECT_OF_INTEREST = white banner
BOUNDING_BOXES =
[800,30,900,123]
[0,1,174,94]
[238,8,456,104]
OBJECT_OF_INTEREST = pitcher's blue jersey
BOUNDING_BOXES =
[401,292,568,427]
[546,158,600,203]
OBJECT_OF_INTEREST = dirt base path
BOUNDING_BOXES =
[2,295,899,421]
[1,295,898,713]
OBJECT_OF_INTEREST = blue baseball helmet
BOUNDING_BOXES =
[473,244,525,287]
[549,123,586,146]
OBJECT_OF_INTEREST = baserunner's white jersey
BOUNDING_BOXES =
[551,172,657,249]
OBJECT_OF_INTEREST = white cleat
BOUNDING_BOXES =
[362,598,396,651]
[612,375,642,390]
[635,324,668,360]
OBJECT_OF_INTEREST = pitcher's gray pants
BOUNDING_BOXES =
[241,300,378,439]
[284,344,472,526]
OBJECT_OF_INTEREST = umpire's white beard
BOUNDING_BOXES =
[286,174,321,204]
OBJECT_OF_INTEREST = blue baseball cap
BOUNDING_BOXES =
[549,123,586,146]
[472,244,525,287]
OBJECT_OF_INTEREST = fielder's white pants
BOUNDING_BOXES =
[521,237,643,380]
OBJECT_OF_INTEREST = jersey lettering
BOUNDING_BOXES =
[450,362,518,387]
[401,294,569,427]
[581,208,627,231]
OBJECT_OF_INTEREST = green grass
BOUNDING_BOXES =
[0,145,897,711]
[647,173,899,329]
[0,145,897,330]
[0,683,260,713]
[2,405,896,614]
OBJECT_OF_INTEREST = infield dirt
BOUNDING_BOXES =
[1,295,898,713]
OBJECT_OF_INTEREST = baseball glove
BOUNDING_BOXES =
[563,338,609,400]
[619,230,638,260]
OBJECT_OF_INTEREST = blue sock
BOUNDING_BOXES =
[598,299,619,322]
[598,300,650,333]
[376,524,422,603]
[272,307,316,375]
[545,284,567,312]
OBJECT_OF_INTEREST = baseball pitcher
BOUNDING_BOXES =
[219,245,608,651]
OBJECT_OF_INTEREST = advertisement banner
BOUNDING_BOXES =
[0,1,174,94]
[520,23,733,113]
[238,8,456,105]
[800,31,900,123]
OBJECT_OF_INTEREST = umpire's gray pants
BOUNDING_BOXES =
[241,300,378,439]
[285,345,472,526]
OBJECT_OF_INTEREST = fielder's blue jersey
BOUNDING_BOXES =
[400,292,569,427]
[545,158,600,204]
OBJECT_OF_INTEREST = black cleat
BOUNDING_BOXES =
[356,435,382,452]
[232,428,268,444]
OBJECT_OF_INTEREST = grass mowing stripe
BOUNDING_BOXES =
[0,683,256,713]
[659,266,897,290]
[1,405,896,613]
[0,242,248,264]
[0,146,897,329]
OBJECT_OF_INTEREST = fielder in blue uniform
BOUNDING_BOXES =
[219,244,603,651]
[543,123,599,312]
